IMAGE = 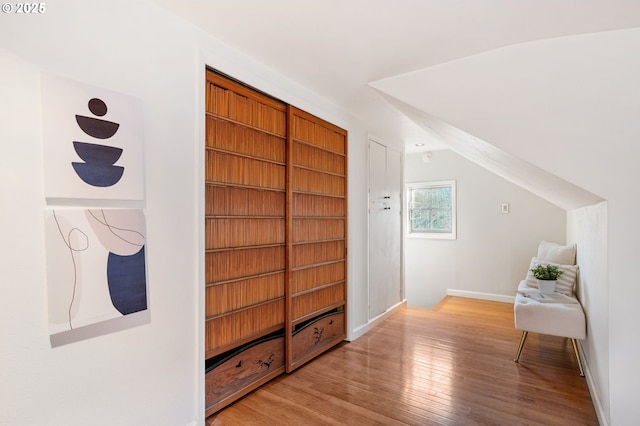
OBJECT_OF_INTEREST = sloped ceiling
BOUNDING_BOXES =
[155,0,640,208]
[369,27,640,209]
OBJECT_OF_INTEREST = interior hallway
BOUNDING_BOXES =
[207,297,597,425]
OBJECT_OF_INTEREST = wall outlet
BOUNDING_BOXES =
[501,203,510,214]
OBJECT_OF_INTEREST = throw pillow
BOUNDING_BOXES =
[537,241,577,265]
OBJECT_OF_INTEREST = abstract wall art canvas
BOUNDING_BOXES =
[45,208,149,346]
[42,74,144,200]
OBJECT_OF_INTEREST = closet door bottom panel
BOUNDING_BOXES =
[291,311,345,368]
[205,333,285,415]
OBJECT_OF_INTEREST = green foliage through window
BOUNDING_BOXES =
[406,181,456,239]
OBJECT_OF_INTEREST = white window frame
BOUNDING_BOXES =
[405,180,457,240]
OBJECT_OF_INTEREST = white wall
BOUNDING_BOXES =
[404,150,566,308]
[568,202,609,423]
[0,1,370,424]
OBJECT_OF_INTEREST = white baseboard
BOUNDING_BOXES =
[579,342,609,426]
[446,289,515,304]
[349,300,406,341]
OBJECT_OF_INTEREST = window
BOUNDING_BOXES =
[406,180,456,239]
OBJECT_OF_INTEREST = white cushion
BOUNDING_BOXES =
[514,281,585,339]
[537,241,576,265]
[524,257,578,296]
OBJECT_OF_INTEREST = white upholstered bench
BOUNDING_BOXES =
[513,241,585,376]
[513,280,586,376]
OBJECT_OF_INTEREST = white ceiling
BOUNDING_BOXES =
[155,0,640,154]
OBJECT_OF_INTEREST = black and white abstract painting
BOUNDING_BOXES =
[45,208,149,346]
[42,75,144,200]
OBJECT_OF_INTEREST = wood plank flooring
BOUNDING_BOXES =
[206,296,598,425]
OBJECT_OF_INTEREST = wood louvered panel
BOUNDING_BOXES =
[291,261,345,294]
[205,299,285,355]
[291,241,345,269]
[206,218,285,249]
[206,151,285,190]
[286,105,347,372]
[206,273,285,317]
[291,218,345,243]
[207,116,285,163]
[206,186,285,217]
[290,167,345,196]
[291,283,346,322]
[207,244,285,284]
[290,113,346,154]
[291,193,345,217]
[206,71,286,136]
[292,141,345,175]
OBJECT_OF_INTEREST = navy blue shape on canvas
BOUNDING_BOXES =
[76,115,120,139]
[106,246,147,315]
[71,97,124,187]
[73,141,123,166]
[72,162,124,187]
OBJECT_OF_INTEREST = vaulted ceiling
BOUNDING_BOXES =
[156,0,640,208]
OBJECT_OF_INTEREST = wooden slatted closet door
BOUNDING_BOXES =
[286,105,348,372]
[204,70,287,414]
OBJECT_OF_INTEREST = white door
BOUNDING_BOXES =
[386,147,403,305]
[369,141,403,319]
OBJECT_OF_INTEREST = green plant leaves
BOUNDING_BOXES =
[530,264,564,280]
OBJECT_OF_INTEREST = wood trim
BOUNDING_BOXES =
[284,104,294,375]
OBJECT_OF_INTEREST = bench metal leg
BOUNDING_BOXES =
[514,331,528,362]
[571,338,585,377]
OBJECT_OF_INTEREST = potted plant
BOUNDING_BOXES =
[530,264,564,294]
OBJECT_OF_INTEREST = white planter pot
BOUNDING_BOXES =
[537,279,557,294]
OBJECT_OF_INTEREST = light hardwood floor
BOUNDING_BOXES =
[207,296,598,425]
